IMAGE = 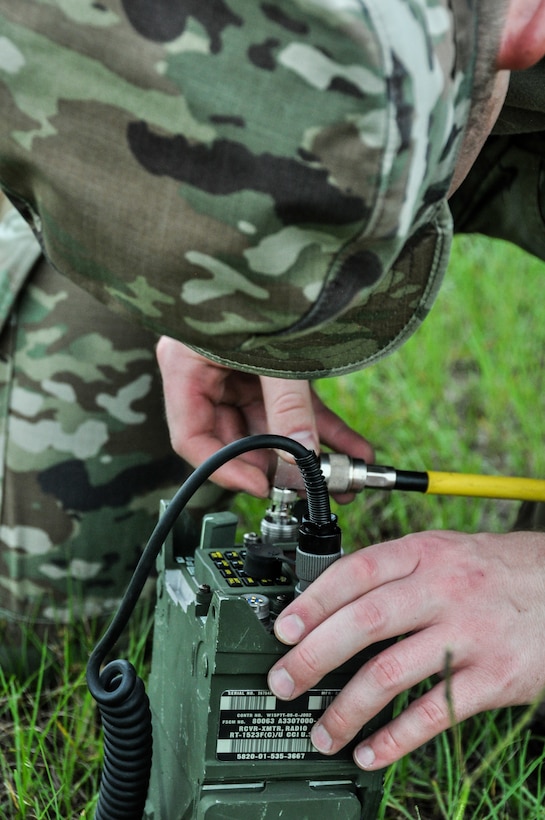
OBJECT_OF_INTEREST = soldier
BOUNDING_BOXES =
[1,0,545,767]
[0,199,226,675]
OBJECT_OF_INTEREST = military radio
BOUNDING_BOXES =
[87,435,545,819]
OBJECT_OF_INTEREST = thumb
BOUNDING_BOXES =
[259,376,319,456]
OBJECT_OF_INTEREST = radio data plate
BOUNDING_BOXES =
[217,688,353,762]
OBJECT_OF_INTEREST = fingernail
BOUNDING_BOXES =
[293,433,318,453]
[268,667,295,699]
[311,723,333,754]
[355,745,376,769]
[275,614,305,644]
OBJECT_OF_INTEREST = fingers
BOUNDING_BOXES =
[272,536,423,644]
[156,337,270,495]
[156,339,374,498]
[353,665,497,770]
[312,629,455,762]
[270,615,491,770]
[268,548,431,700]
[259,375,374,502]
[259,376,320,454]
[266,533,470,766]
[268,621,460,766]
[259,376,375,461]
[268,530,545,769]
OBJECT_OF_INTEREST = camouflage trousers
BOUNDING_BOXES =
[0,253,227,669]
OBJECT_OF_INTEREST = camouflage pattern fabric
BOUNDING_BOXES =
[0,208,227,659]
[0,0,477,378]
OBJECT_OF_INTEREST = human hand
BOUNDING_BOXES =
[267,529,545,769]
[155,337,374,498]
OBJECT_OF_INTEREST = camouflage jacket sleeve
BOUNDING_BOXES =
[450,62,545,260]
[0,0,475,378]
[0,206,41,335]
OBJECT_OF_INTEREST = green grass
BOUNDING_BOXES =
[0,610,153,818]
[0,662,98,817]
[2,234,545,818]
[0,635,100,817]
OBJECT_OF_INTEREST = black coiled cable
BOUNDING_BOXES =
[87,435,329,820]
[92,661,152,819]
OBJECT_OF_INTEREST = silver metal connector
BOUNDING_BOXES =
[260,486,299,543]
[319,454,396,493]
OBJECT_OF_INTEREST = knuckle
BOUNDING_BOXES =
[413,696,449,731]
[365,652,405,693]
[351,550,381,585]
[323,700,355,739]
[415,529,462,559]
[376,724,405,759]
[353,598,386,637]
[479,656,518,698]
[296,642,323,680]
[309,595,336,626]
[410,531,442,559]
[270,388,309,418]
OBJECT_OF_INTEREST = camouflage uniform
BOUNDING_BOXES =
[0,205,226,673]
[5,4,544,378]
[0,0,478,378]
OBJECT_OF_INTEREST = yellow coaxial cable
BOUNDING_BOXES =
[425,471,545,502]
